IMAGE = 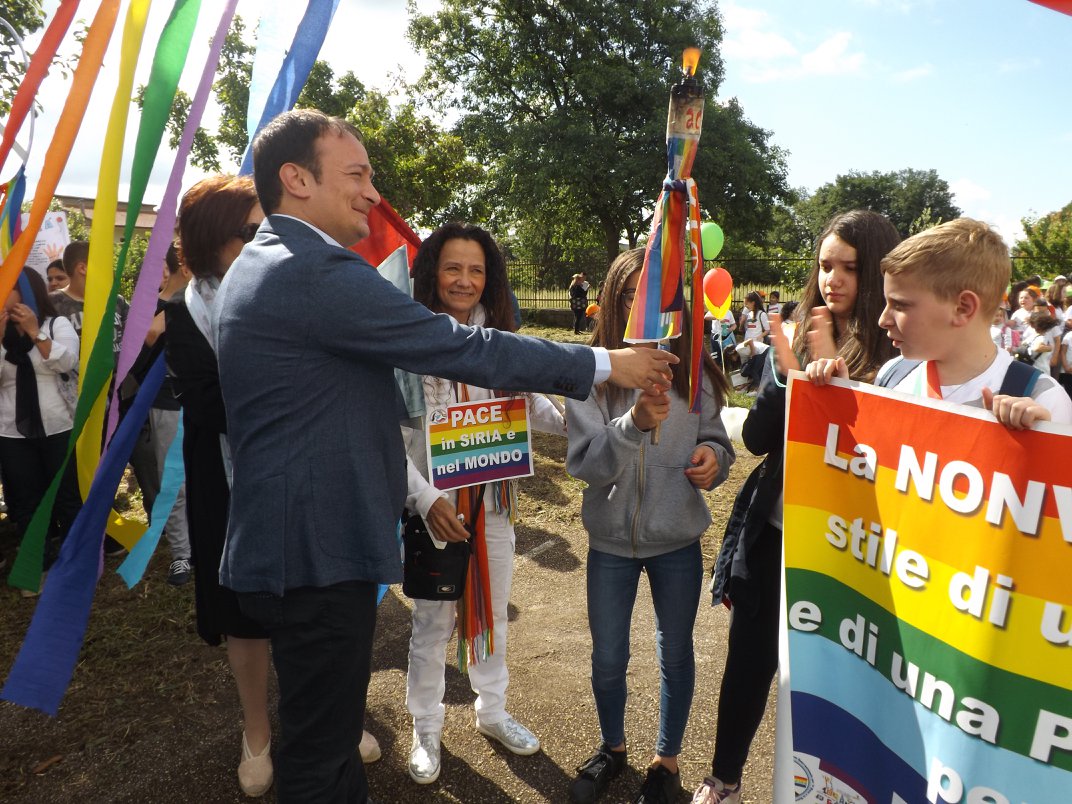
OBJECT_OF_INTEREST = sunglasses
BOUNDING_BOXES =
[235,222,260,244]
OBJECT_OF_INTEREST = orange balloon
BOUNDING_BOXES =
[585,303,600,317]
[703,267,733,310]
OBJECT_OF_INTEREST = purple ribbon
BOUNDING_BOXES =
[106,0,239,442]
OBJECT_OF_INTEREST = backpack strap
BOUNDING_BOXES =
[997,359,1042,398]
[875,357,922,388]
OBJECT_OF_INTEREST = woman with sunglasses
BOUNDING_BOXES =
[167,175,275,797]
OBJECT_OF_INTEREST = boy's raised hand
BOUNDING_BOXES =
[982,387,1052,431]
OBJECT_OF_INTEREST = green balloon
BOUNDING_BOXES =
[701,221,724,259]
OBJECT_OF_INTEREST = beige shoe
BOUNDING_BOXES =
[238,732,273,797]
[359,729,381,763]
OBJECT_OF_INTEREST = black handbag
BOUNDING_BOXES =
[401,485,484,602]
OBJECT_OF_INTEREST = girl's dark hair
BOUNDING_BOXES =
[15,267,58,324]
[744,290,763,309]
[792,210,901,382]
[1029,309,1059,333]
[590,249,729,407]
[177,175,258,279]
[412,223,515,332]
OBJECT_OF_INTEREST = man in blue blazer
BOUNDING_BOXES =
[215,109,678,803]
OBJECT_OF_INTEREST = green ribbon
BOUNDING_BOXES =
[9,0,202,590]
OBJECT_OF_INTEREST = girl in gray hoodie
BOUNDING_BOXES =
[564,249,735,804]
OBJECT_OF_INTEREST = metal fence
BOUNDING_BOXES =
[508,257,810,310]
[508,255,1072,310]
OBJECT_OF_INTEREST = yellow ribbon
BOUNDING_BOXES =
[77,0,153,547]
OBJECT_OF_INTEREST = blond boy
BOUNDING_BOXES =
[808,218,1072,428]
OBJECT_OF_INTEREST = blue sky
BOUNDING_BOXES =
[9,0,1071,246]
[715,1,1072,244]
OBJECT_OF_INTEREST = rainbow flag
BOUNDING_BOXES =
[777,375,1072,800]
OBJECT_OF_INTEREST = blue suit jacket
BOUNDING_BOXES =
[216,216,595,594]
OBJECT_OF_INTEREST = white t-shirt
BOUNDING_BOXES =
[1010,307,1032,331]
[1062,331,1072,374]
[879,348,1072,424]
[990,324,1014,352]
[741,309,769,342]
[1022,325,1061,373]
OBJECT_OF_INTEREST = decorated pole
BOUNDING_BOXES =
[624,47,707,442]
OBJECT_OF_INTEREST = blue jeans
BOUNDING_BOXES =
[586,542,703,757]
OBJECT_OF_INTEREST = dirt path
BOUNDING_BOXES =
[1,433,773,803]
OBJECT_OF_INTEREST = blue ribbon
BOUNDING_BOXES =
[238,0,341,175]
[2,354,166,716]
[117,418,185,588]
[16,270,37,317]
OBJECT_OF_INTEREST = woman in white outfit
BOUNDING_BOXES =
[403,223,565,785]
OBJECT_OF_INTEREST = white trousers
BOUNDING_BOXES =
[406,505,515,734]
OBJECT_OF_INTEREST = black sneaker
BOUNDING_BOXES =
[569,743,627,803]
[103,536,127,558]
[167,558,191,586]
[634,762,681,804]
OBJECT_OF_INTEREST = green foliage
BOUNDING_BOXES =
[1013,202,1072,280]
[409,0,791,265]
[0,0,45,115]
[794,168,961,241]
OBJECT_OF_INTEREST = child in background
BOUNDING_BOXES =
[990,307,1016,354]
[1022,308,1062,375]
[1057,326,1072,399]
[1010,286,1041,331]
[808,218,1072,430]
[566,249,734,804]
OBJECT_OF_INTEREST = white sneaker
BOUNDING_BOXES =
[692,776,742,804]
[358,730,381,763]
[476,715,540,756]
[408,731,441,784]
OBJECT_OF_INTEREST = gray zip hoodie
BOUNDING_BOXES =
[565,375,735,559]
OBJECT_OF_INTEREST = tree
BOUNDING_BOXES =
[794,168,962,241]
[409,0,792,265]
[1,0,44,116]
[145,16,479,229]
[1013,202,1072,280]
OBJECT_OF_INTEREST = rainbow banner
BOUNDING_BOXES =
[426,397,532,491]
[776,374,1072,802]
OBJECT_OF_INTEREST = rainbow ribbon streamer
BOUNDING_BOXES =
[624,121,706,413]
[238,0,341,175]
[0,167,26,257]
[0,0,80,172]
[0,0,120,305]
[2,356,166,715]
[4,0,124,591]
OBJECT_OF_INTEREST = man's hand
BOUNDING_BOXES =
[631,388,670,432]
[684,444,719,488]
[607,346,678,392]
[424,497,470,543]
[982,387,1052,431]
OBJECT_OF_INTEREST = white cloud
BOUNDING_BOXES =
[950,178,992,205]
[722,4,864,84]
[998,57,1041,74]
[891,64,933,83]
[799,32,865,77]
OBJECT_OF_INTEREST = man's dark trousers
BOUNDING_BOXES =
[239,580,378,803]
